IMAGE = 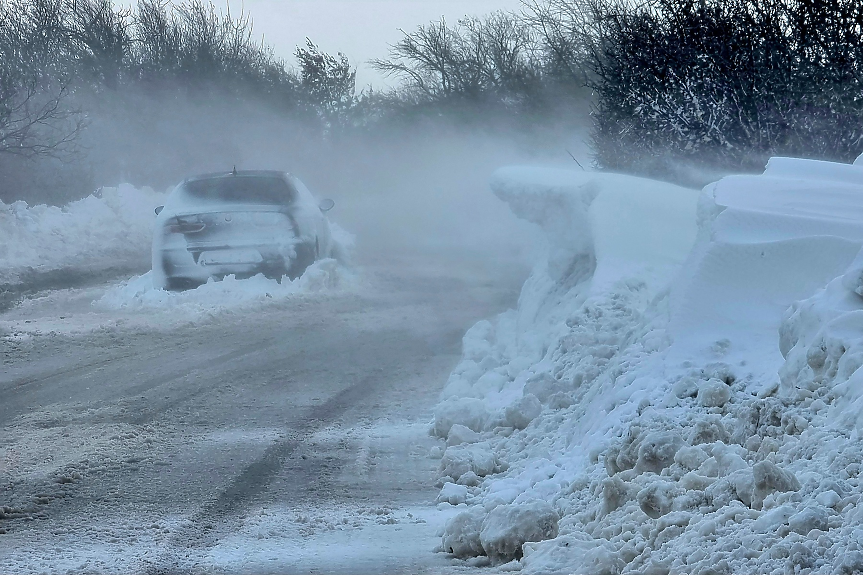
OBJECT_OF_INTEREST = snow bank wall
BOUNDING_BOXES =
[669,157,863,384]
[0,185,165,285]
[433,159,863,574]
[439,168,698,408]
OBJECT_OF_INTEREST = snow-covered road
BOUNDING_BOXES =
[0,252,527,574]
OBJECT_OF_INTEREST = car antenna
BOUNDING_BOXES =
[232,165,237,176]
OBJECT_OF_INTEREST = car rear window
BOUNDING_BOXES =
[182,176,297,205]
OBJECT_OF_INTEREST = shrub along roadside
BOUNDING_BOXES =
[2,0,863,203]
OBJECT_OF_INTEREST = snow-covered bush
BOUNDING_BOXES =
[585,0,863,181]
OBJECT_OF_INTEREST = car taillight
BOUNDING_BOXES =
[165,216,205,234]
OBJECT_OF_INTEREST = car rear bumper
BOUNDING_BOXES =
[153,242,315,290]
[151,209,319,290]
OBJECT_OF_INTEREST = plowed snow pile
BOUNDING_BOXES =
[432,156,863,574]
[0,185,165,284]
[96,258,351,313]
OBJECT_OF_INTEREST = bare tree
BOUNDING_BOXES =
[0,79,83,158]
[65,0,132,88]
[132,0,182,79]
[371,12,540,104]
[0,0,83,159]
[523,0,597,85]
[295,39,356,132]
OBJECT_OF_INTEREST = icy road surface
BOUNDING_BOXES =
[0,252,526,574]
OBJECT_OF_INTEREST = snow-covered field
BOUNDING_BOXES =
[430,156,863,573]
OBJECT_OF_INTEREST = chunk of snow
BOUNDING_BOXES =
[503,394,542,430]
[752,504,795,534]
[457,471,481,487]
[432,398,489,438]
[752,460,801,510]
[438,443,497,482]
[522,533,619,575]
[441,506,486,558]
[816,490,841,508]
[446,424,481,446]
[788,505,829,534]
[674,445,709,471]
[479,501,559,562]
[637,480,678,518]
[437,482,470,505]
[696,378,731,407]
[635,431,684,473]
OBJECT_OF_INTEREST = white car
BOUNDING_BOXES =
[152,170,335,290]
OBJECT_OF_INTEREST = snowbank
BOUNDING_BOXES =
[0,257,357,340]
[96,258,351,314]
[0,185,165,284]
[433,159,863,573]
[669,157,863,384]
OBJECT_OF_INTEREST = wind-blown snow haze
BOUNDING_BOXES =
[5,1,863,573]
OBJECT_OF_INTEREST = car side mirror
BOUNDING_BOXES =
[155,205,164,215]
[319,199,335,212]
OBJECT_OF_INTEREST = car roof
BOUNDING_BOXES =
[184,170,290,183]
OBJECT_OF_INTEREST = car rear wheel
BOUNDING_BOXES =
[165,277,204,291]
[287,242,316,280]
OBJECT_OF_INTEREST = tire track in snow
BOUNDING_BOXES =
[0,265,147,313]
[144,368,386,574]
[121,339,283,426]
[0,339,284,529]
[1,352,136,391]
[0,334,280,426]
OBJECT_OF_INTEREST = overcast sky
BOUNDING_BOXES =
[120,1,526,88]
[246,1,527,87]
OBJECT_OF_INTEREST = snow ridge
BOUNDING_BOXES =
[0,185,165,284]
[433,160,863,574]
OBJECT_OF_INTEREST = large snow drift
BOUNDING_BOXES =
[433,158,863,573]
[0,185,165,284]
